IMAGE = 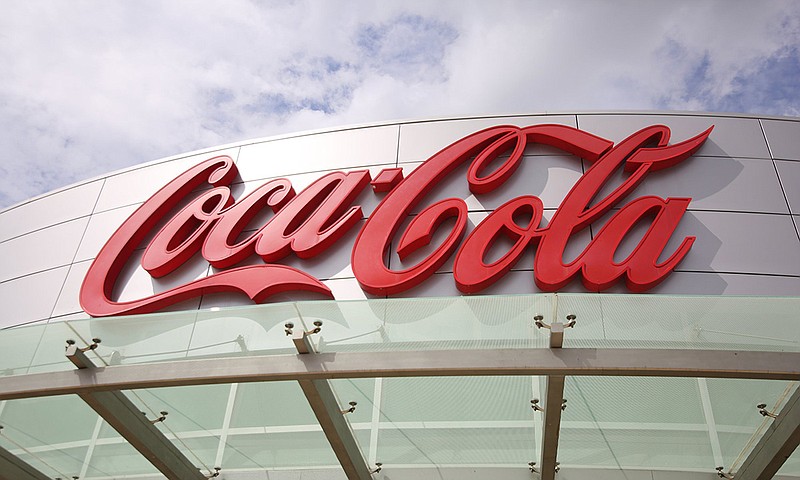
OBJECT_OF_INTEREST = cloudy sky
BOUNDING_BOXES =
[1,0,799,209]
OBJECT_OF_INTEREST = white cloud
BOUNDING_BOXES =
[0,0,798,209]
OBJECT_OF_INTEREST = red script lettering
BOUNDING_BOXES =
[81,123,712,316]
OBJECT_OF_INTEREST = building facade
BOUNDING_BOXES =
[0,112,798,479]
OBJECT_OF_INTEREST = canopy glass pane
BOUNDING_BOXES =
[371,376,539,466]
[298,295,551,352]
[0,294,795,479]
[558,294,800,351]
[559,376,797,475]
[85,431,159,477]
[708,379,796,471]
[0,294,798,379]
[219,381,340,471]
[0,396,98,479]
[780,448,800,476]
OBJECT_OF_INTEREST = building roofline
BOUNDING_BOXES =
[3,110,798,215]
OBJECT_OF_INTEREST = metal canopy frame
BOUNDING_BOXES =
[736,385,800,480]
[291,329,373,480]
[0,444,51,480]
[540,375,565,480]
[0,343,795,479]
[539,319,568,480]
[0,348,796,402]
[66,344,206,480]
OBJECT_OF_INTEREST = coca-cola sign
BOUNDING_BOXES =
[80,123,712,316]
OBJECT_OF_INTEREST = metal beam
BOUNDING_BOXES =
[0,349,795,402]
[539,319,566,480]
[292,331,372,480]
[540,375,565,480]
[0,444,51,480]
[549,323,565,349]
[735,385,800,480]
[66,345,206,480]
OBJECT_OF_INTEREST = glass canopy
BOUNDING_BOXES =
[0,293,797,480]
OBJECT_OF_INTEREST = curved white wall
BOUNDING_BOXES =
[1,112,799,329]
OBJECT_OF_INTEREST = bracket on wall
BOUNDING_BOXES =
[534,314,576,348]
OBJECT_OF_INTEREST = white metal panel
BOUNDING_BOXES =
[0,180,103,243]
[51,260,92,317]
[235,125,399,182]
[48,311,91,323]
[93,148,240,213]
[74,204,139,263]
[594,156,788,214]
[388,270,467,298]
[195,291,259,310]
[0,266,69,327]
[578,114,771,159]
[480,268,591,295]
[761,119,800,161]
[588,206,800,278]
[324,277,379,301]
[0,216,89,283]
[398,115,578,164]
[659,211,800,277]
[112,247,208,311]
[795,215,800,240]
[794,215,800,245]
[776,160,800,214]
[637,271,800,296]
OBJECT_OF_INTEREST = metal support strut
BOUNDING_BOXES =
[66,342,206,480]
[0,442,52,480]
[291,323,373,480]
[535,314,575,480]
[735,385,800,480]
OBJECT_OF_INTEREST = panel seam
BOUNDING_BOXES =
[760,119,800,243]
